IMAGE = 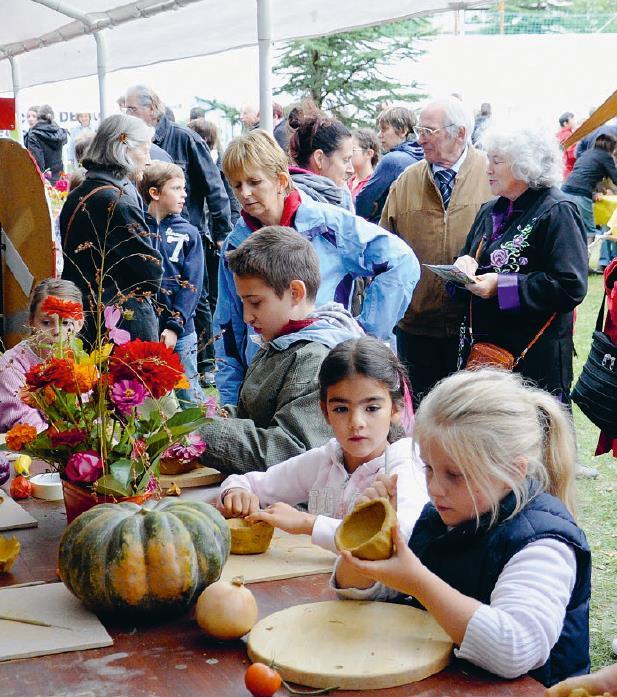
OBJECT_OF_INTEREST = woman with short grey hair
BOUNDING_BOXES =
[453,126,588,402]
[60,114,162,347]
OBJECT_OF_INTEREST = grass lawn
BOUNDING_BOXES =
[571,273,616,670]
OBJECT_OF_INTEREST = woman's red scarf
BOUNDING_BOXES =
[240,190,302,231]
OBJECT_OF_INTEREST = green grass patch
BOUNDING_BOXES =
[572,274,617,670]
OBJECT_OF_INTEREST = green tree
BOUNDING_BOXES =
[274,19,433,128]
[194,97,241,127]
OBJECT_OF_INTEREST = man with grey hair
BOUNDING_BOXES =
[380,96,492,407]
[126,84,232,383]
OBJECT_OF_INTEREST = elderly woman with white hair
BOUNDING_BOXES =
[454,127,588,400]
[60,113,163,347]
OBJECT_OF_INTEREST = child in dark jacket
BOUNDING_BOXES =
[335,369,590,688]
[198,225,364,475]
[140,162,205,406]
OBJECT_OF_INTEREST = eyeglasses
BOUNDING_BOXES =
[413,124,454,138]
[125,105,139,114]
[352,148,365,153]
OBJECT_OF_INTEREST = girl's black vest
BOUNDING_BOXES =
[408,483,590,687]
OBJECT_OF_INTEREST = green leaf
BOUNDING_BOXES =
[92,474,131,498]
[109,459,133,488]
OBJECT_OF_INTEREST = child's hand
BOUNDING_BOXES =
[246,502,316,536]
[356,473,398,510]
[220,488,259,518]
[544,663,617,696]
[339,524,422,596]
[160,328,178,350]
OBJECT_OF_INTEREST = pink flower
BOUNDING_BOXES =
[203,395,218,419]
[65,451,103,483]
[104,305,131,345]
[110,379,148,415]
[131,438,147,459]
[162,433,206,462]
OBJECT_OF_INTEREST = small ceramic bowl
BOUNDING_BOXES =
[159,457,201,476]
[0,535,21,573]
[226,518,274,555]
[30,472,63,501]
[335,497,397,560]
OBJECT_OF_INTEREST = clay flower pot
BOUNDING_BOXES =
[226,518,274,554]
[335,497,397,560]
[62,479,154,524]
[158,457,201,476]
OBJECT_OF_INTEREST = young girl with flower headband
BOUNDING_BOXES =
[335,369,590,688]
[0,278,84,433]
[218,336,428,553]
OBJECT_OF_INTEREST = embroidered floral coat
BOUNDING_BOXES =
[459,187,588,398]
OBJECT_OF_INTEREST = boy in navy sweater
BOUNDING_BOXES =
[140,162,205,406]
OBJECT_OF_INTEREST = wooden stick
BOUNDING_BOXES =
[0,614,72,630]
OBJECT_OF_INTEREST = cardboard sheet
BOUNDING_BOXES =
[221,530,335,584]
[0,583,113,661]
[0,491,38,531]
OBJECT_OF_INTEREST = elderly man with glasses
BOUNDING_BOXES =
[380,97,492,407]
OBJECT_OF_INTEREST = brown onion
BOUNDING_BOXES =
[196,575,258,640]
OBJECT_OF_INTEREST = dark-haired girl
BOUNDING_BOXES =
[288,113,355,210]
[217,336,428,553]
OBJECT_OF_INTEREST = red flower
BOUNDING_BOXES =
[40,296,84,321]
[48,428,88,448]
[109,340,184,399]
[26,358,97,394]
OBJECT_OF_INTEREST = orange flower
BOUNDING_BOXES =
[40,295,84,321]
[175,374,190,390]
[26,358,97,394]
[5,424,38,451]
[72,364,99,393]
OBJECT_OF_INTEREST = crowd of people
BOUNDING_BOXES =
[5,87,617,694]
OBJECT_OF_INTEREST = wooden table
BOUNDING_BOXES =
[0,494,546,697]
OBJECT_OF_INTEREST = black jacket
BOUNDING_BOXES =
[60,169,163,347]
[153,115,232,241]
[562,148,617,198]
[26,122,68,183]
[459,187,588,398]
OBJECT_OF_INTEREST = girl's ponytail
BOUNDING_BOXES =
[531,390,577,518]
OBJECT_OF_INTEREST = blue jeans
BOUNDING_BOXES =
[175,331,205,408]
[599,238,617,268]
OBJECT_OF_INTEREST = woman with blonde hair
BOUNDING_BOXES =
[215,129,419,405]
[335,368,590,688]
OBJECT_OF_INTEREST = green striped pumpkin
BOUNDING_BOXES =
[58,498,230,616]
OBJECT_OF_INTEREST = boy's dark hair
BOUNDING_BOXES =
[289,113,351,169]
[377,106,416,138]
[226,226,320,301]
[318,336,408,408]
[139,160,185,204]
[594,133,616,153]
[352,128,381,168]
[190,106,206,120]
[559,112,574,127]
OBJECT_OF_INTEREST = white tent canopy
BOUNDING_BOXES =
[0,0,489,128]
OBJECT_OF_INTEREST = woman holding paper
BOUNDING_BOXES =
[453,127,588,401]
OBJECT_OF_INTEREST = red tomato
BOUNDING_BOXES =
[244,662,282,697]
[10,475,32,500]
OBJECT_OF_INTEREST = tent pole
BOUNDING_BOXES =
[257,0,273,133]
[8,57,22,144]
[94,33,108,119]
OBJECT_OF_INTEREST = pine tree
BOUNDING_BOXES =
[274,19,433,128]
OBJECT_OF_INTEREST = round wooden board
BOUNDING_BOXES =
[247,600,453,690]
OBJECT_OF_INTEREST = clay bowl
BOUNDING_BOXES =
[335,498,397,561]
[159,457,201,476]
[226,518,274,555]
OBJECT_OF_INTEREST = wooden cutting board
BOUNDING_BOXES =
[159,466,224,490]
[0,491,38,531]
[220,530,335,584]
[248,600,453,690]
[0,583,113,661]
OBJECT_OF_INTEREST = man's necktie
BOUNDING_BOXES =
[434,168,456,210]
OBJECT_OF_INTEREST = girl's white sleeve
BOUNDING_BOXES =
[456,538,577,678]
[218,444,329,508]
[391,444,429,543]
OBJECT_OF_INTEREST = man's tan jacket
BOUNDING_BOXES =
[380,147,493,338]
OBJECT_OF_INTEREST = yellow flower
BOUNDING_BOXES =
[175,374,190,390]
[82,344,114,366]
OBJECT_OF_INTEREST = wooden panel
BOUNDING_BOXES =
[0,138,54,348]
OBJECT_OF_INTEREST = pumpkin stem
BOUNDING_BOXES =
[231,575,245,587]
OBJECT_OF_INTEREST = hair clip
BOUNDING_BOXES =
[118,132,128,144]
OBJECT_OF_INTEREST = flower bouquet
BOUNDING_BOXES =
[1,296,211,517]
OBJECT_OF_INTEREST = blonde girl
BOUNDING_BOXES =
[0,279,84,432]
[336,369,590,688]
